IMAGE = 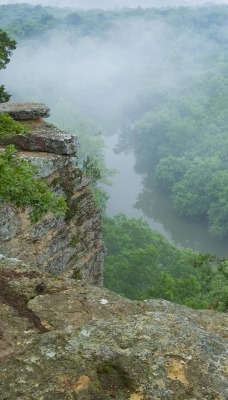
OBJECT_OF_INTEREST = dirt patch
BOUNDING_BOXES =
[0,275,48,334]
[0,269,40,280]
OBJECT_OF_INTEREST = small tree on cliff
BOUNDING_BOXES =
[0,29,16,102]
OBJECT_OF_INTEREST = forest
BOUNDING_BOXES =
[0,2,227,310]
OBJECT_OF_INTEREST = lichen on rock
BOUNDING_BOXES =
[0,259,227,400]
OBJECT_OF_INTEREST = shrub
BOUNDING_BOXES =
[0,145,67,222]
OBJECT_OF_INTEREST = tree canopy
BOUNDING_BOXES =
[0,29,16,102]
[104,214,228,311]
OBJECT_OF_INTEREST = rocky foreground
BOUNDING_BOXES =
[0,256,227,400]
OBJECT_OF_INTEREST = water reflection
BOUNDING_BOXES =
[135,187,228,256]
[104,133,228,257]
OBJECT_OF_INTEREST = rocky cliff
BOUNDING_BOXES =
[0,102,104,284]
[0,103,227,400]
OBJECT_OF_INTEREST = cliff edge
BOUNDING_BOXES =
[0,102,104,284]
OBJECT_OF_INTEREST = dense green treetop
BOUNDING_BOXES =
[0,3,228,41]
[0,29,16,102]
[0,29,16,69]
[104,214,228,311]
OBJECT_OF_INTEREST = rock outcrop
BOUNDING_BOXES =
[0,257,227,400]
[0,102,50,120]
[0,102,104,284]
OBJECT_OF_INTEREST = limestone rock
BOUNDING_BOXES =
[0,259,227,400]
[0,158,104,283]
[0,102,50,120]
[0,103,103,282]
[0,119,78,155]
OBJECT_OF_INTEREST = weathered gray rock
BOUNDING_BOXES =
[0,206,21,241]
[0,157,104,283]
[0,259,227,400]
[0,119,79,155]
[0,103,103,282]
[19,150,72,178]
[0,102,50,120]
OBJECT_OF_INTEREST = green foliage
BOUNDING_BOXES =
[121,71,228,235]
[207,171,228,236]
[0,112,31,138]
[0,29,16,102]
[104,214,228,310]
[82,156,102,186]
[91,186,109,213]
[0,145,67,222]
[0,5,56,39]
[104,214,210,308]
[171,157,221,220]
[0,29,16,69]
[155,156,191,193]
[0,85,11,103]
[189,253,228,311]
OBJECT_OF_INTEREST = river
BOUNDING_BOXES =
[103,133,228,257]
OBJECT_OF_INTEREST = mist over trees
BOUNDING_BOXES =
[2,0,228,7]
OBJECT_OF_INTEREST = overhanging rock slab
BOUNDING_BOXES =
[0,102,50,120]
[0,121,79,155]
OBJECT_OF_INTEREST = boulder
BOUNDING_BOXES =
[0,258,227,400]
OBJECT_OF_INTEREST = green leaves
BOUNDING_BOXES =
[104,214,207,306]
[0,85,11,103]
[0,145,67,223]
[191,254,228,311]
[82,156,102,186]
[0,29,16,70]
[0,29,16,102]
[104,214,228,310]
[0,112,31,138]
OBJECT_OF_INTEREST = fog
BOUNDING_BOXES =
[1,2,228,255]
[1,0,228,8]
[1,19,178,129]
[2,12,219,131]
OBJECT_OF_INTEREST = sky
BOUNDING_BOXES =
[1,0,228,8]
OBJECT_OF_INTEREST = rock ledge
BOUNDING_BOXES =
[0,102,50,120]
[0,102,78,155]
